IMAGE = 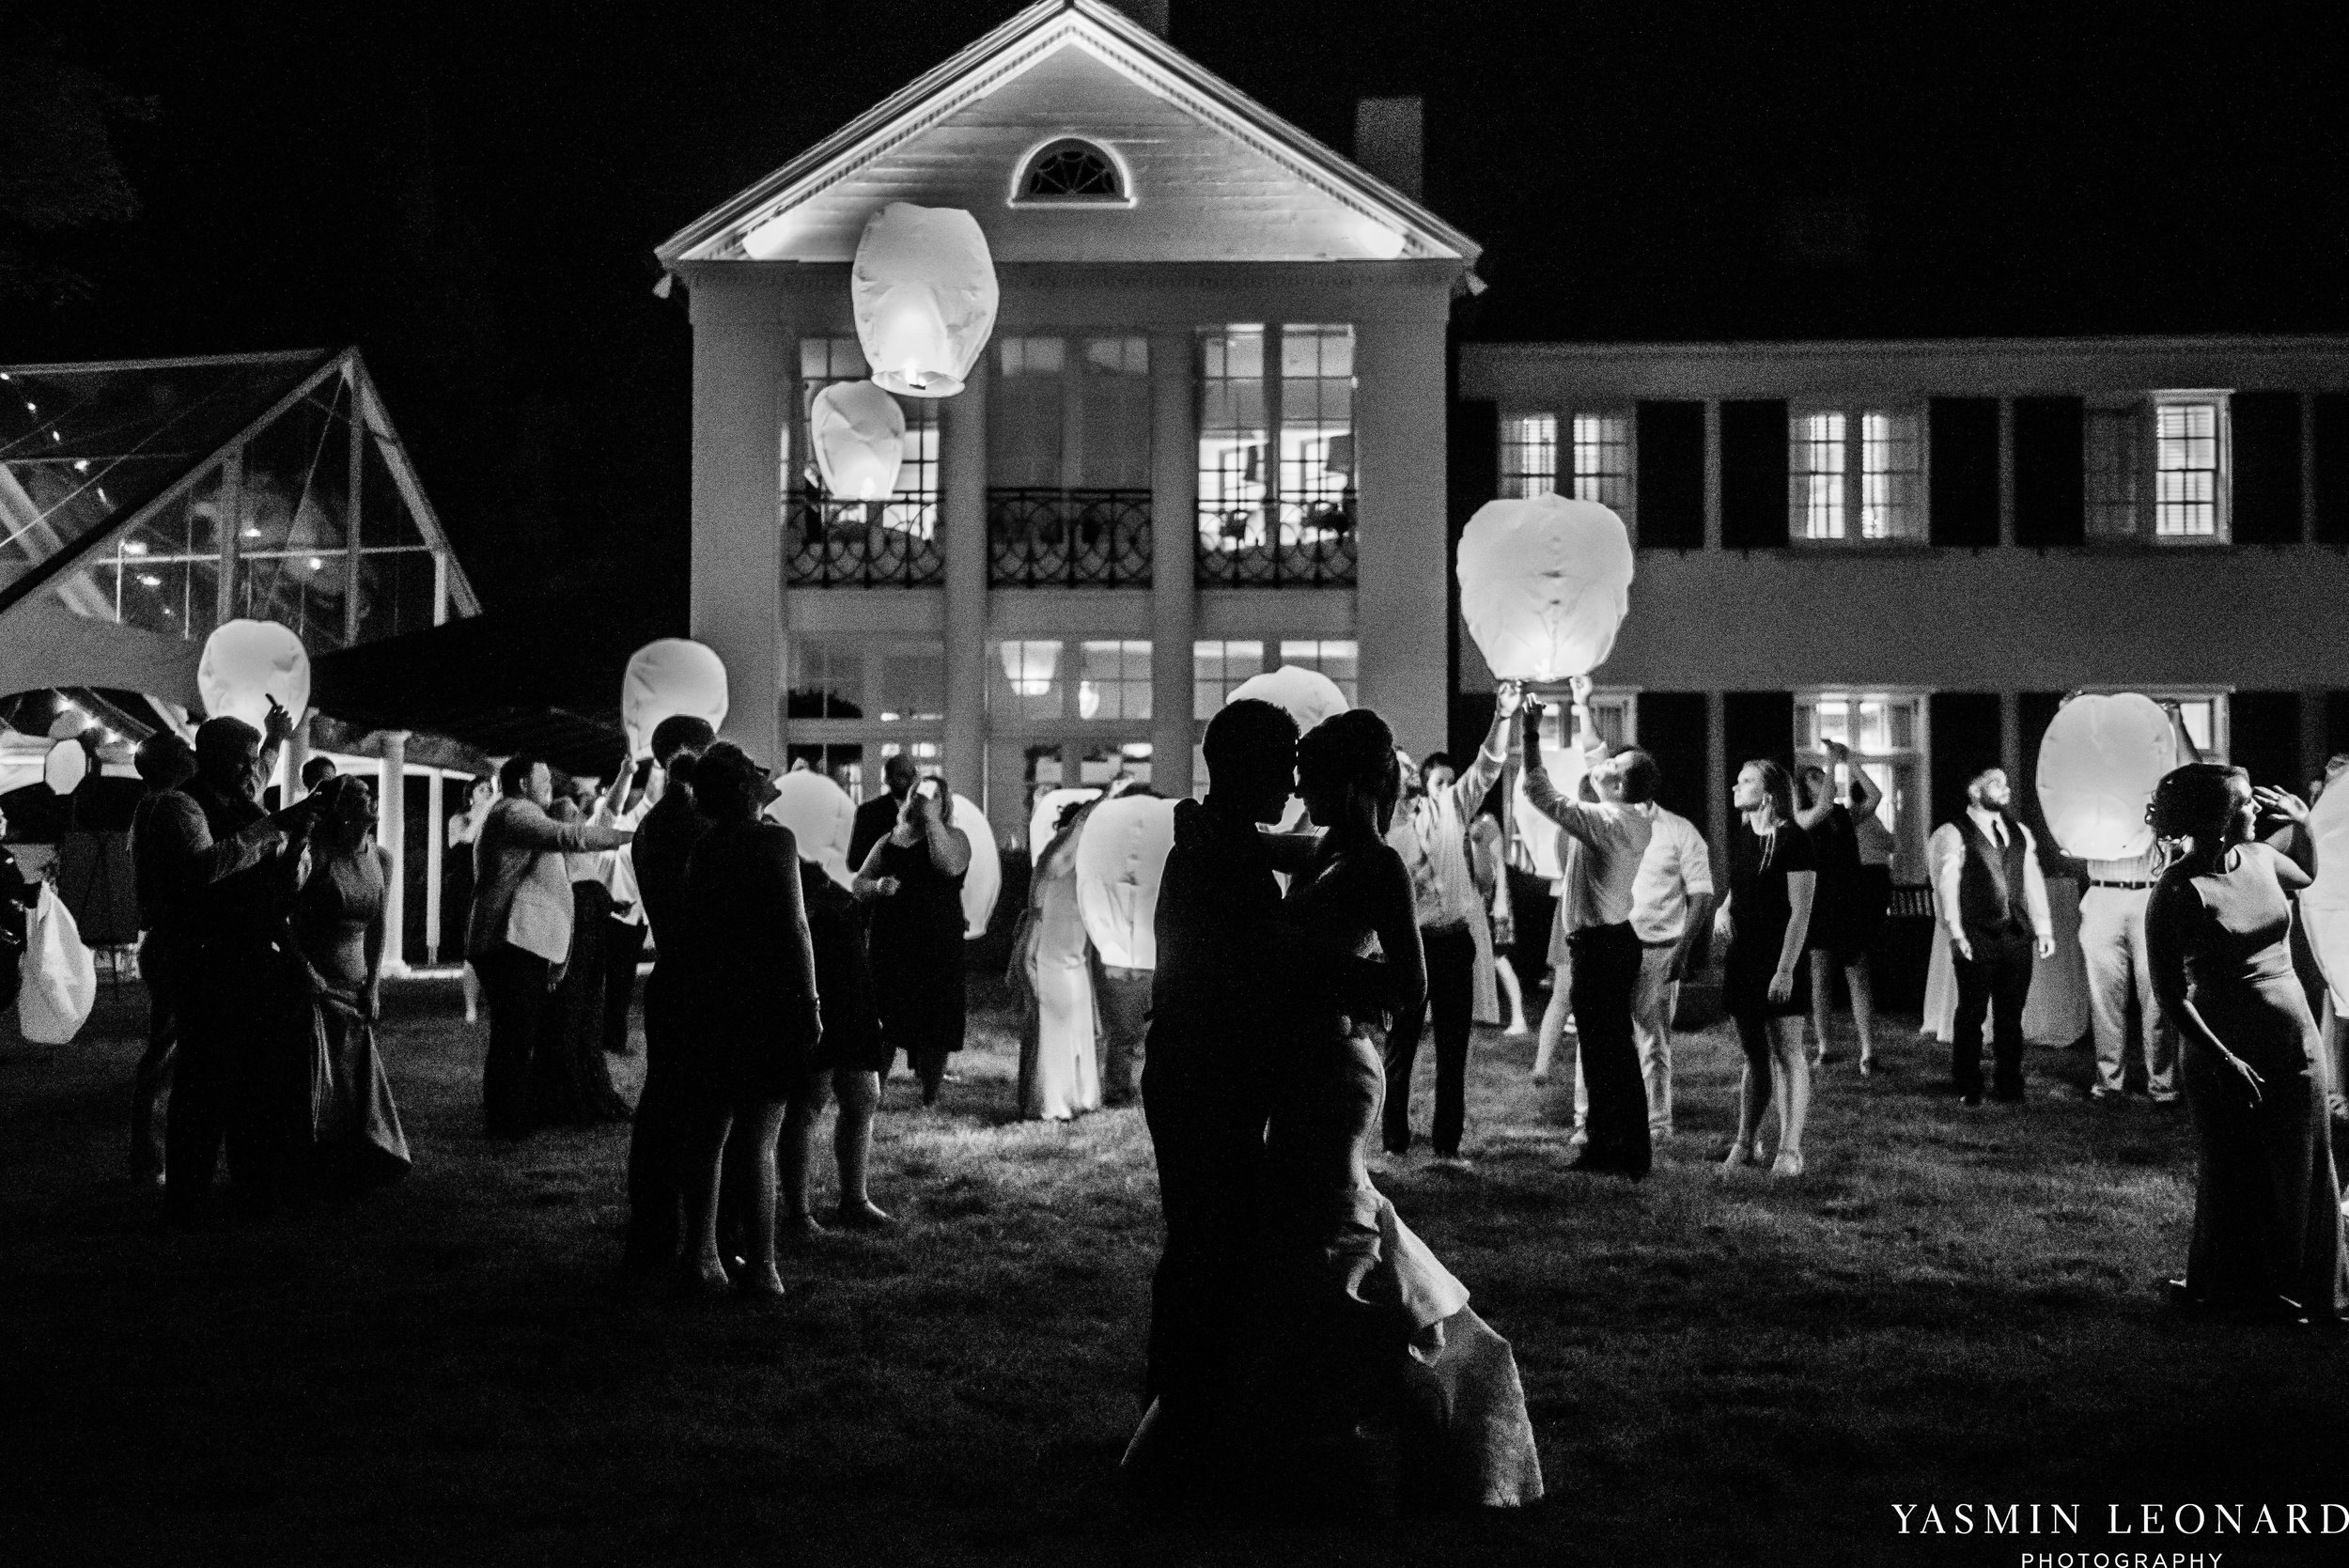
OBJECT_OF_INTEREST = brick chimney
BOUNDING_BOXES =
[1353,96,1423,200]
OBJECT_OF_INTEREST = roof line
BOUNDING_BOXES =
[1464,333,2349,358]
[346,351,484,617]
[0,348,346,621]
[655,0,1476,266]
[0,349,328,376]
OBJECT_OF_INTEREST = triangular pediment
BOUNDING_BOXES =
[659,0,1476,268]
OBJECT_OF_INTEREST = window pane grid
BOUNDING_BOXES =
[1279,639,1359,706]
[786,336,941,585]
[1499,413,1557,499]
[2155,402,2219,536]
[1793,411,1847,539]
[1570,412,1630,511]
[1197,325,1356,586]
[1859,411,1921,539]
[1191,639,1267,720]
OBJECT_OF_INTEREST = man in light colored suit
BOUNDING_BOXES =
[466,753,630,1139]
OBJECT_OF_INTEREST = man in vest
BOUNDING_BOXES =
[1929,767,2056,1107]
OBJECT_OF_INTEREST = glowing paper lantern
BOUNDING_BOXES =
[197,618,309,730]
[954,794,1001,939]
[1225,665,1349,735]
[766,769,856,888]
[42,739,86,796]
[1075,793,1177,970]
[1029,786,1101,862]
[1456,494,1635,683]
[2035,693,2175,862]
[621,640,729,761]
[850,202,998,398]
[2298,776,2349,1012]
[809,380,906,501]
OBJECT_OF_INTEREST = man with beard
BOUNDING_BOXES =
[1929,766,2056,1107]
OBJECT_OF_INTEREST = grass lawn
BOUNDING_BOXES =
[4,972,2348,1568]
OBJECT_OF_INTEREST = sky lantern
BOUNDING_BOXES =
[2035,692,2174,861]
[1225,664,1349,736]
[809,380,906,501]
[1029,785,1101,862]
[766,768,857,888]
[197,618,309,730]
[2296,763,2349,1011]
[850,202,998,398]
[954,793,1001,939]
[1456,494,1635,684]
[1075,792,1177,970]
[620,639,729,761]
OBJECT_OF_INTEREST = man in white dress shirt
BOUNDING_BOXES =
[1577,788,1713,1142]
[2078,701,2199,1104]
[1929,768,2055,1107]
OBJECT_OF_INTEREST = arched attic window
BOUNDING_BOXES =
[1010,138,1133,207]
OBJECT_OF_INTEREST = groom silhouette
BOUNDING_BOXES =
[1126,696,1303,1486]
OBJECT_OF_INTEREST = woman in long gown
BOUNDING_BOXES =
[856,777,971,1107]
[533,785,631,1127]
[2144,764,2349,1322]
[1018,800,1102,1122]
[284,776,410,1188]
[1256,706,1543,1510]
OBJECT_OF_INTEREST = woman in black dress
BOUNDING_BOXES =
[678,743,821,1297]
[2144,764,2348,1322]
[775,852,894,1234]
[855,775,972,1106]
[1718,760,1818,1177]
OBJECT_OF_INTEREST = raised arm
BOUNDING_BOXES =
[2253,786,2316,882]
[147,792,289,889]
[1520,699,1633,850]
[1840,743,1883,820]
[1445,681,1523,815]
[499,801,630,854]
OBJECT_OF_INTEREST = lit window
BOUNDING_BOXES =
[1197,325,1356,585]
[792,335,938,527]
[1796,691,1927,882]
[786,637,863,720]
[1790,409,1921,542]
[1499,414,1557,499]
[1079,641,1153,722]
[1570,413,1630,511]
[1016,139,1127,203]
[2155,401,2220,537]
[1192,640,1267,720]
[1279,639,1359,706]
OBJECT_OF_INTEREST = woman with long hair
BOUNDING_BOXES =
[677,742,821,1296]
[1794,739,1881,1071]
[1017,795,1103,1121]
[1718,760,1818,1177]
[855,772,972,1106]
[2144,764,2347,1322]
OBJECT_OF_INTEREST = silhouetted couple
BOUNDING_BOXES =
[1125,696,1542,1512]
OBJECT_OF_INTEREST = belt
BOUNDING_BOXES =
[2089,880,2154,891]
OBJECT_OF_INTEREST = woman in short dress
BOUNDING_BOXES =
[856,776,972,1106]
[1795,738,1881,1071]
[1718,760,1818,1177]
[776,844,894,1233]
[2144,764,2348,1322]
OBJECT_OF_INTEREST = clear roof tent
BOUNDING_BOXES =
[0,348,479,665]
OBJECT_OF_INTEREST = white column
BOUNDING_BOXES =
[688,287,787,762]
[378,730,411,977]
[1148,329,1197,799]
[941,353,989,815]
[1351,303,1452,756]
[424,769,444,965]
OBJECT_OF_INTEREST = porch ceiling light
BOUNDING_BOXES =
[197,617,310,731]
[2035,692,2175,862]
[621,639,730,762]
[1075,792,1177,971]
[999,640,1060,697]
[1456,494,1635,685]
[810,380,907,502]
[766,768,857,888]
[850,202,999,398]
[43,737,88,797]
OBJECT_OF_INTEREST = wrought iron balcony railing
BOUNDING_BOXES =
[1194,496,1358,587]
[987,489,1154,588]
[786,497,943,587]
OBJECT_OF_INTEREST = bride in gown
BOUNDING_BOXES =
[1255,706,1543,1510]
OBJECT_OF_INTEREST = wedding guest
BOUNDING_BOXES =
[1519,681,1657,1178]
[1929,767,2055,1107]
[620,718,715,1278]
[1383,689,1520,1164]
[533,772,634,1127]
[848,753,918,875]
[598,773,650,1059]
[129,733,198,1184]
[446,779,494,1024]
[855,774,971,1107]
[777,837,894,1234]
[1094,784,1160,1108]
[1579,766,1712,1144]
[1843,757,1897,1074]
[1470,806,1532,1037]
[1017,797,1102,1122]
[282,776,409,1188]
[1795,740,1879,1070]
[2145,765,2348,1322]
[677,742,821,1297]
[465,753,630,1141]
[2080,702,2201,1104]
[300,755,337,793]
[154,706,315,1219]
[1719,761,1818,1176]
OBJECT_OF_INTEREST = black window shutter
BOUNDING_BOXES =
[1719,400,1789,549]
[2012,396,2084,547]
[1636,691,1707,824]
[2230,691,2300,790]
[2230,392,2301,545]
[1634,401,1704,549]
[2313,395,2349,545]
[2015,691,2071,872]
[1927,397,1999,548]
[1928,691,2001,831]
[1722,691,1796,790]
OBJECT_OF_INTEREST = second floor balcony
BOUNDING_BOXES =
[786,497,943,587]
[1195,496,1358,587]
[988,489,1152,588]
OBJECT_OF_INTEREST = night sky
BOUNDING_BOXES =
[8,0,2343,626]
